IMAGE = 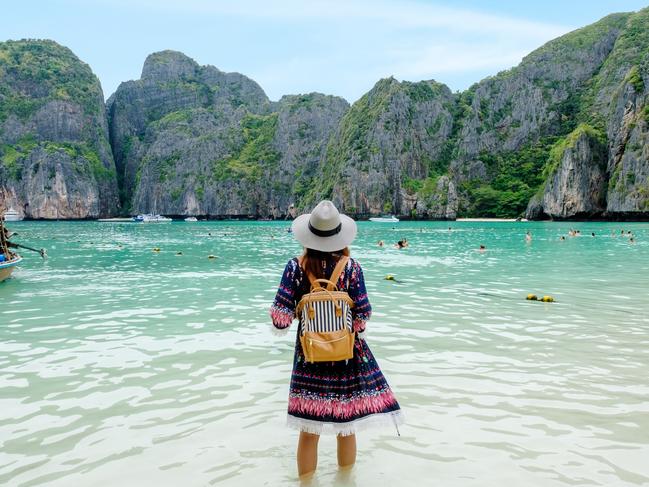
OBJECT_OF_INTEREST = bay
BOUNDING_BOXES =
[1,220,648,486]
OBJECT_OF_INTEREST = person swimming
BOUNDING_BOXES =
[525,231,532,242]
[394,238,409,249]
[377,240,384,247]
[478,244,486,253]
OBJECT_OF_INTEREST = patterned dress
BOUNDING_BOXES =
[270,256,404,436]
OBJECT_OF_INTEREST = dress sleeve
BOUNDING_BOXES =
[269,258,300,336]
[347,259,372,337]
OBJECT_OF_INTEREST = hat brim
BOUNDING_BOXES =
[292,213,357,252]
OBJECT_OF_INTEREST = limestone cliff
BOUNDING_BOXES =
[108,51,347,217]
[0,40,118,218]
[527,125,608,219]
[3,7,649,221]
[305,77,455,218]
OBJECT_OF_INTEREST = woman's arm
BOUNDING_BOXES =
[269,258,300,335]
[347,259,372,338]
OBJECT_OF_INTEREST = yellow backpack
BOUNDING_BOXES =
[296,256,355,362]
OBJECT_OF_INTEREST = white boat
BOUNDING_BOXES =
[369,215,399,223]
[133,214,172,223]
[3,208,23,222]
[184,217,198,222]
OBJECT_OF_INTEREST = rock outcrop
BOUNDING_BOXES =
[0,40,118,218]
[306,77,455,217]
[108,51,348,217]
[527,125,608,219]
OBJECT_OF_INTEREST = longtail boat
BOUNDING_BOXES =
[0,254,22,282]
[0,218,22,282]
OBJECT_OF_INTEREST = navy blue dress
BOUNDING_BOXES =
[270,256,404,436]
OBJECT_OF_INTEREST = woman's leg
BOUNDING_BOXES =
[336,433,356,468]
[297,431,320,477]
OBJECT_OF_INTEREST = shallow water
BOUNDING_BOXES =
[1,220,648,487]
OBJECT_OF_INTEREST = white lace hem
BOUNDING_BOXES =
[271,324,290,337]
[286,410,404,437]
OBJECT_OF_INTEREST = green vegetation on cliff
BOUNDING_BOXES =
[0,40,102,121]
[212,113,280,181]
[459,138,557,217]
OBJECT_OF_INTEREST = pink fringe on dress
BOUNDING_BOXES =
[288,389,398,419]
[270,306,293,328]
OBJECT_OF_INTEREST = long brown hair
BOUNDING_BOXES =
[301,247,350,281]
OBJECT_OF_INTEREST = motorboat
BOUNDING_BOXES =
[2,208,23,222]
[184,217,198,222]
[133,214,172,223]
[369,215,399,223]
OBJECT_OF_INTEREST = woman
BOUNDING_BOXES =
[270,200,404,478]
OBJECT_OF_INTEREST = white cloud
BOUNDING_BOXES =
[68,0,575,101]
[93,0,571,40]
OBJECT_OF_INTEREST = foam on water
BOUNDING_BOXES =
[1,220,648,486]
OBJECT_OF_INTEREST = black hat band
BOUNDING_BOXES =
[308,221,342,237]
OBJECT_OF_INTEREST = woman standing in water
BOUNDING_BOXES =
[270,200,404,478]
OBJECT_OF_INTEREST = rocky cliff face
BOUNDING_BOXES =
[108,51,348,217]
[524,9,649,219]
[0,40,118,218]
[2,8,648,220]
[107,50,270,212]
[527,125,608,219]
[305,78,456,218]
[591,10,649,216]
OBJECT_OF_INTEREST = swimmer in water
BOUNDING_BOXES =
[525,231,532,242]
[377,240,384,247]
[395,239,408,249]
[478,244,486,253]
[560,236,566,241]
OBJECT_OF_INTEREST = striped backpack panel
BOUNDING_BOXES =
[299,289,354,333]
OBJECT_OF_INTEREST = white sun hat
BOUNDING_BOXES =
[292,200,357,252]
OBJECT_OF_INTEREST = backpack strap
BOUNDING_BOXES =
[328,256,349,291]
[297,255,349,291]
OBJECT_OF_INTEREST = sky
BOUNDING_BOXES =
[3,0,648,103]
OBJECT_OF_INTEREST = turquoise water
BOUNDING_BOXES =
[1,220,648,487]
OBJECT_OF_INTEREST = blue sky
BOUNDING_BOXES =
[4,0,648,102]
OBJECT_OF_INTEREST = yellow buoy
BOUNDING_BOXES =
[526,294,538,301]
[385,274,395,281]
[541,295,554,302]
